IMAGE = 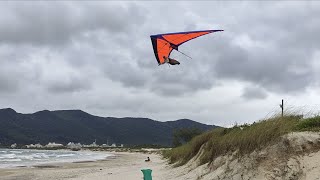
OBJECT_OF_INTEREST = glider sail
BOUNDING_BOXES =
[150,30,223,65]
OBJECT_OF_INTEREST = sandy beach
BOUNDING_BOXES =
[1,132,320,180]
[0,152,170,180]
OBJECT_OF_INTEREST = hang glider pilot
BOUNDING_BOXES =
[163,56,180,65]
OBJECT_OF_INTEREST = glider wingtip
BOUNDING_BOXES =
[209,29,224,32]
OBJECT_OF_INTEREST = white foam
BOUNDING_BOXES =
[0,148,113,168]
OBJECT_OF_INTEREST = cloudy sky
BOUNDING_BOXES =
[1,1,320,127]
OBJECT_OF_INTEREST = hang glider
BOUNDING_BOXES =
[150,29,223,65]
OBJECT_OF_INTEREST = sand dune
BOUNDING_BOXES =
[162,132,320,180]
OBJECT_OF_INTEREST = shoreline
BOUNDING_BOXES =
[0,152,169,180]
[0,148,113,169]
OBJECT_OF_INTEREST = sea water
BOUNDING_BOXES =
[0,148,112,168]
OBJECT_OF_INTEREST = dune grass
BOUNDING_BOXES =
[164,115,320,166]
[295,116,320,131]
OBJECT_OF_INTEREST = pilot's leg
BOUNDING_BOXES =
[168,59,180,65]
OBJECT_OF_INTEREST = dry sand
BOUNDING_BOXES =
[1,132,320,180]
[0,152,172,180]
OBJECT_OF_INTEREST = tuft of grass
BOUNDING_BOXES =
[164,115,306,166]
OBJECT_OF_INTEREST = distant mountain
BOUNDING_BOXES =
[0,108,218,147]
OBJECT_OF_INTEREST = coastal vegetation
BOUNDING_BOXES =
[163,115,320,166]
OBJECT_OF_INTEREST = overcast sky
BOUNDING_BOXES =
[1,1,320,127]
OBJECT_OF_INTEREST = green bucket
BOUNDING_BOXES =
[141,169,152,180]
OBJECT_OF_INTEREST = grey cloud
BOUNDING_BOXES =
[0,46,43,93]
[212,38,314,93]
[242,85,268,100]
[201,5,318,94]
[149,64,219,96]
[2,1,318,97]
[46,75,92,93]
[0,2,146,46]
[1,2,224,96]
[0,73,19,93]
[1,1,320,125]
[166,1,320,95]
[243,2,320,51]
[105,62,147,88]
[0,45,91,94]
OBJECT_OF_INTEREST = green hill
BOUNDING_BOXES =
[0,108,217,147]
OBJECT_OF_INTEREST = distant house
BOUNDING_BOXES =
[83,140,99,148]
[10,143,17,148]
[66,142,82,151]
[100,143,123,148]
[101,144,110,147]
[45,142,64,148]
[26,143,43,148]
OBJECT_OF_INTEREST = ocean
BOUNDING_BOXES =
[0,148,112,168]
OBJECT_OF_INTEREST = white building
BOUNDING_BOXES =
[26,143,43,148]
[101,144,110,147]
[66,142,82,150]
[10,143,17,148]
[83,140,99,148]
[45,142,64,148]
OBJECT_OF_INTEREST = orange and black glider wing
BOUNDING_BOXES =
[150,30,223,65]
